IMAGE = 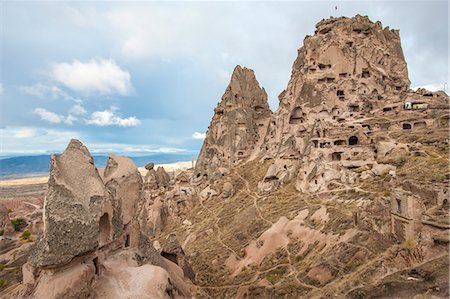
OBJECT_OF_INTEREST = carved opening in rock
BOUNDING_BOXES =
[264,176,278,182]
[99,213,111,245]
[439,116,450,127]
[318,63,331,70]
[396,86,402,91]
[334,140,346,146]
[402,123,412,130]
[238,151,244,156]
[346,41,353,47]
[93,257,99,275]
[396,199,402,214]
[289,107,304,124]
[349,136,358,146]
[339,73,348,78]
[362,69,370,78]
[161,251,178,265]
[349,104,359,112]
[362,124,371,130]
[313,140,318,148]
[125,234,130,248]
[255,106,265,114]
[314,179,318,185]
[414,121,427,129]
[337,90,344,96]
[331,152,342,161]
[326,77,335,83]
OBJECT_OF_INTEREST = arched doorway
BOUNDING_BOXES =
[98,213,111,246]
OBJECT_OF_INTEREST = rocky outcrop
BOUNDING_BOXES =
[195,65,272,180]
[29,139,113,267]
[104,154,143,227]
[0,204,15,238]
[20,140,196,299]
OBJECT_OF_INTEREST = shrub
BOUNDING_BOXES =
[0,279,6,288]
[20,230,31,240]
[394,156,407,167]
[11,218,26,231]
[0,263,5,271]
[403,238,417,249]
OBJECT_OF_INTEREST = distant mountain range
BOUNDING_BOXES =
[0,153,197,179]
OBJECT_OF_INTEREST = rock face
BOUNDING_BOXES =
[259,15,413,192]
[29,139,113,267]
[189,15,449,298]
[104,154,143,227]
[0,204,15,237]
[195,65,272,180]
[20,139,196,299]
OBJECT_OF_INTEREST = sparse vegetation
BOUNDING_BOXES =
[0,279,5,288]
[11,218,26,231]
[20,230,31,240]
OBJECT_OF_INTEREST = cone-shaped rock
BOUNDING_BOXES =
[195,65,272,180]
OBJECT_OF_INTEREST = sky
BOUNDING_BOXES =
[0,1,448,157]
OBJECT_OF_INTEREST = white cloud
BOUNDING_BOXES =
[51,59,133,96]
[33,108,76,125]
[192,131,206,140]
[34,108,64,123]
[86,106,140,127]
[19,83,75,101]
[14,128,36,138]
[1,126,81,155]
[70,103,87,115]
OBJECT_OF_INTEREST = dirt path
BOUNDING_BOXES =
[235,172,273,226]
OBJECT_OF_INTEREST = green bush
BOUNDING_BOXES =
[20,230,31,240]
[11,218,26,231]
[0,279,6,288]
[0,263,5,271]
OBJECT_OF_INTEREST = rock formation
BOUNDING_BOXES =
[0,204,15,238]
[29,139,113,267]
[194,65,272,180]
[17,140,196,298]
[189,15,449,298]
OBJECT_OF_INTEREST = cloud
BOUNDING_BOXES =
[0,83,3,95]
[19,83,76,101]
[14,128,36,138]
[1,126,81,155]
[70,103,87,115]
[86,106,140,127]
[33,108,76,125]
[192,131,206,140]
[51,59,133,96]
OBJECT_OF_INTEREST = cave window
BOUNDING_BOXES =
[349,136,358,146]
[337,90,344,96]
[125,234,130,248]
[93,257,99,275]
[314,179,318,184]
[396,199,402,214]
[161,251,178,265]
[362,70,370,78]
[402,123,412,130]
[99,213,111,245]
[331,152,342,161]
[334,140,345,146]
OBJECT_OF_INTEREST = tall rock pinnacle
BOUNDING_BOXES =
[195,65,272,180]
